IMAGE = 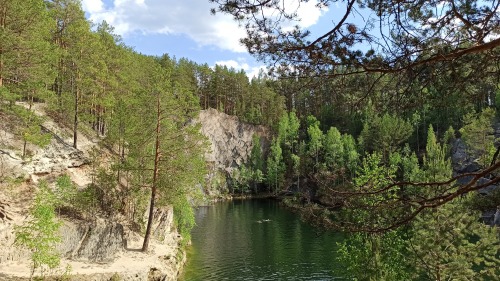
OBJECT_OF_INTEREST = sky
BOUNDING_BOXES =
[81,0,338,78]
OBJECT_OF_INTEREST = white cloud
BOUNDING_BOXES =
[82,0,327,53]
[81,0,104,13]
[215,59,249,70]
[214,59,266,79]
[288,0,328,28]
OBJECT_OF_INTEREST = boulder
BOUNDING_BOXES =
[451,138,481,173]
[58,219,125,262]
[143,206,175,243]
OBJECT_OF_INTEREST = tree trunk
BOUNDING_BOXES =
[73,73,78,149]
[22,97,34,158]
[142,92,162,252]
[0,5,6,88]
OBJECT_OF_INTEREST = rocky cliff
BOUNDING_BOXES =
[197,108,270,196]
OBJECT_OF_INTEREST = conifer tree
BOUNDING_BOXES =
[407,123,500,280]
[409,199,500,280]
[324,126,344,171]
[460,108,496,167]
[342,134,358,177]
[0,0,55,106]
[306,115,324,173]
[423,125,451,182]
[337,151,411,281]
[359,113,413,159]
[115,58,207,251]
[266,138,285,193]
[16,106,51,158]
[47,0,92,148]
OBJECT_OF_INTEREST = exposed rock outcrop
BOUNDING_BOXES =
[197,108,270,196]
[58,220,125,262]
[148,206,175,242]
[451,137,500,225]
[198,108,270,174]
[451,138,480,174]
[0,201,182,281]
[0,103,91,186]
[452,138,497,193]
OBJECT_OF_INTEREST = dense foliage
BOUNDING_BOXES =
[0,0,288,250]
[210,1,500,279]
[2,0,500,279]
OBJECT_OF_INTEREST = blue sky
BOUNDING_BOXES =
[81,0,354,78]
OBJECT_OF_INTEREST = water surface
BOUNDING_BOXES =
[181,199,345,280]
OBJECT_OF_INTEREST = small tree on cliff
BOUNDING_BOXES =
[306,116,324,174]
[15,181,62,280]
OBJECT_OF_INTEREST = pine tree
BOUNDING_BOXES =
[15,105,51,158]
[359,113,413,159]
[306,115,324,173]
[423,125,451,182]
[324,126,344,171]
[0,0,55,106]
[460,108,496,167]
[248,134,265,192]
[409,199,500,280]
[117,59,207,251]
[266,138,285,193]
[342,134,359,178]
[337,151,411,281]
[47,0,92,148]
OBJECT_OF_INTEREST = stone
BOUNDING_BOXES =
[493,207,500,226]
[451,138,480,173]
[142,206,175,243]
[452,138,499,195]
[58,219,125,262]
[22,137,90,175]
[198,108,269,173]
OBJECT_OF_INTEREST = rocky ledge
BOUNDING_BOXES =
[0,103,185,280]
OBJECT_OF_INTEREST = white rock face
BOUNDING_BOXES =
[22,130,90,177]
[197,108,270,175]
[0,102,92,183]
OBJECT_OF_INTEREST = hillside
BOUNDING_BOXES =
[0,103,184,280]
[0,102,271,280]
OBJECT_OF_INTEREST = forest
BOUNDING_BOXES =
[1,0,500,280]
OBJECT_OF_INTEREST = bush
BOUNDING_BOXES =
[15,181,62,279]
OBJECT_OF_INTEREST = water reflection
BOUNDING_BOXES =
[181,199,345,280]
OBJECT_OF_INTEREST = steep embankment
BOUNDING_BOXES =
[0,103,183,281]
[197,108,270,197]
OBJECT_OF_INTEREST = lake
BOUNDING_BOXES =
[180,199,346,280]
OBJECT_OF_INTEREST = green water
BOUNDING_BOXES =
[180,199,345,280]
